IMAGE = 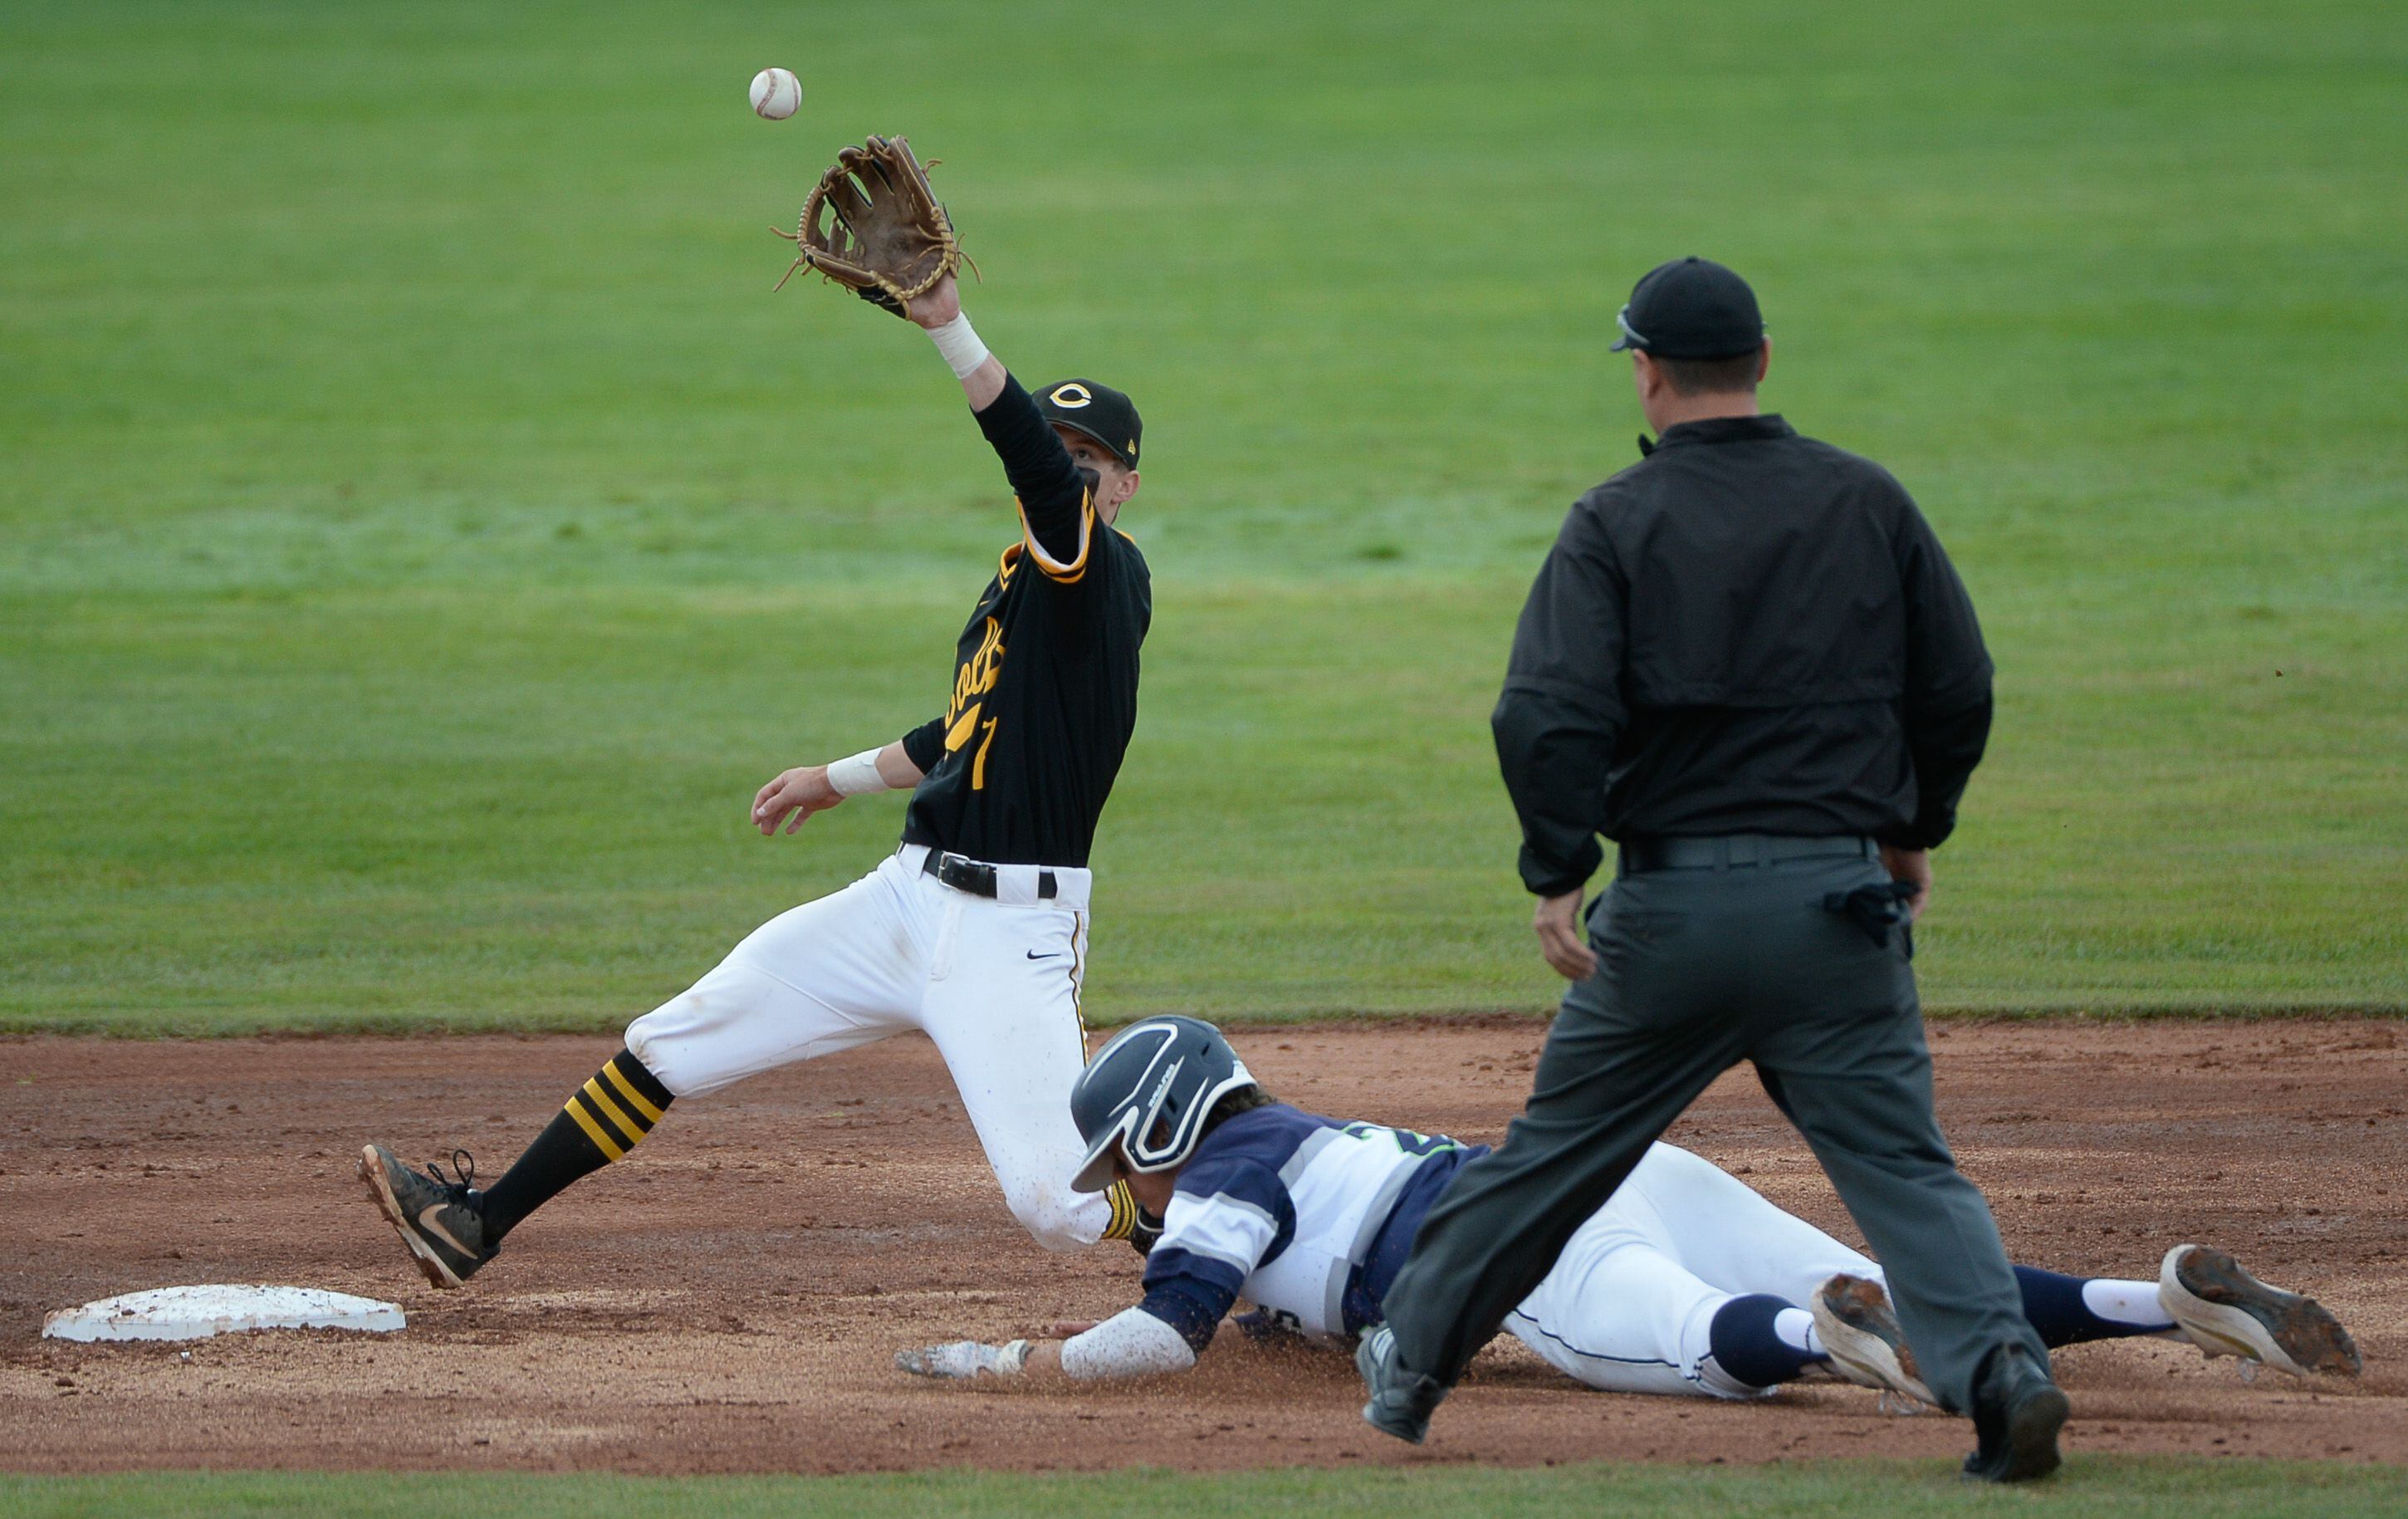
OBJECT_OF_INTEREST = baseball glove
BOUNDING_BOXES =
[772,134,971,316]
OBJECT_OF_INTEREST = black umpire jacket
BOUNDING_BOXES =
[1495,414,1994,899]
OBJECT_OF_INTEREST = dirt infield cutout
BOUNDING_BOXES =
[3,1020,2401,1474]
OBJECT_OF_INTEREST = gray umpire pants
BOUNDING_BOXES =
[1378,840,2045,1415]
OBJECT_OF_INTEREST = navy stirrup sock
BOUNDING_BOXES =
[2014,1265,2172,1347]
[1706,1293,1821,1389]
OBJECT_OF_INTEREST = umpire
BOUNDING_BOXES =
[1360,258,2068,1482]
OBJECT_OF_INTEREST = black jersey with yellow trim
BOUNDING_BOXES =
[897,375,1151,868]
[1018,478,1096,584]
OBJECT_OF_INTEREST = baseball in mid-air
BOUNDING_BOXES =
[750,67,801,121]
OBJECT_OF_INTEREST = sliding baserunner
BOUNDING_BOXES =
[896,1018,2362,1405]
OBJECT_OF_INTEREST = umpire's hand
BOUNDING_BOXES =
[1533,889,1596,981]
[1881,845,1933,922]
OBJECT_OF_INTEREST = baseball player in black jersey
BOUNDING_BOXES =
[359,267,1157,1286]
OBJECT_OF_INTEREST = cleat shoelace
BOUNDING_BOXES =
[422,1149,478,1202]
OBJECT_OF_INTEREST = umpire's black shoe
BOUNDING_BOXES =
[1357,1325,1448,1445]
[1960,1342,2068,1483]
[359,1144,497,1289]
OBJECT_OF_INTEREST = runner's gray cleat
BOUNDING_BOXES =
[359,1144,497,1288]
[1357,1325,1448,1445]
[2159,1244,2361,1378]
[1811,1273,1936,1406]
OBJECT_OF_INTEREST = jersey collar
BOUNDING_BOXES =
[1645,414,1796,454]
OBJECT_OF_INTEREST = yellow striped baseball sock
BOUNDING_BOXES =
[1099,1179,1158,1248]
[479,1048,674,1239]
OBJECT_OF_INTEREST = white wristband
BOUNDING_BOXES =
[926,311,991,380]
[824,747,892,797]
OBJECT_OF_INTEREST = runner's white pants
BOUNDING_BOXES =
[1504,1142,1880,1398]
[624,844,1109,1251]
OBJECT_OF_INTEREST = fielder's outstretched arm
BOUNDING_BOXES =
[903,270,1003,408]
[906,271,1094,575]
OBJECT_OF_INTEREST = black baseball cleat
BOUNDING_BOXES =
[2158,1244,2362,1378]
[1357,1325,1449,1445]
[1960,1342,2068,1483]
[359,1144,497,1289]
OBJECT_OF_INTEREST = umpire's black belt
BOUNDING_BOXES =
[922,848,1058,899]
[1617,834,1877,875]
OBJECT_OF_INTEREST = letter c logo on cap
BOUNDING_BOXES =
[1049,384,1094,409]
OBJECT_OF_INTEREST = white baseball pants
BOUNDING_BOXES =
[1505,1142,1879,1398]
[624,844,1109,1251]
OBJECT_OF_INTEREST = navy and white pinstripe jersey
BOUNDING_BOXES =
[1135,1103,1483,1350]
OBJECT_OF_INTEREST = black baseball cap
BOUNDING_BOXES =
[1608,257,1765,359]
[1035,378,1142,468]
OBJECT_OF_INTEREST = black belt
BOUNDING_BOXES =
[1617,834,1877,875]
[921,848,1057,899]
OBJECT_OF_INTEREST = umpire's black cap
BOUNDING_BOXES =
[1035,378,1142,469]
[1609,257,1766,359]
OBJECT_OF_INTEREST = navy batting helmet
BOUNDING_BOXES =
[1069,1017,1255,1193]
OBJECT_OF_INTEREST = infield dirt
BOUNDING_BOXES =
[4,1020,2402,1475]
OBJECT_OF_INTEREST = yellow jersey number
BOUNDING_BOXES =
[972,714,1000,790]
[946,617,1007,791]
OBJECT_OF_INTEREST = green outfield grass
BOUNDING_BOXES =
[3,0,2403,1033]
[5,1461,2407,1518]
